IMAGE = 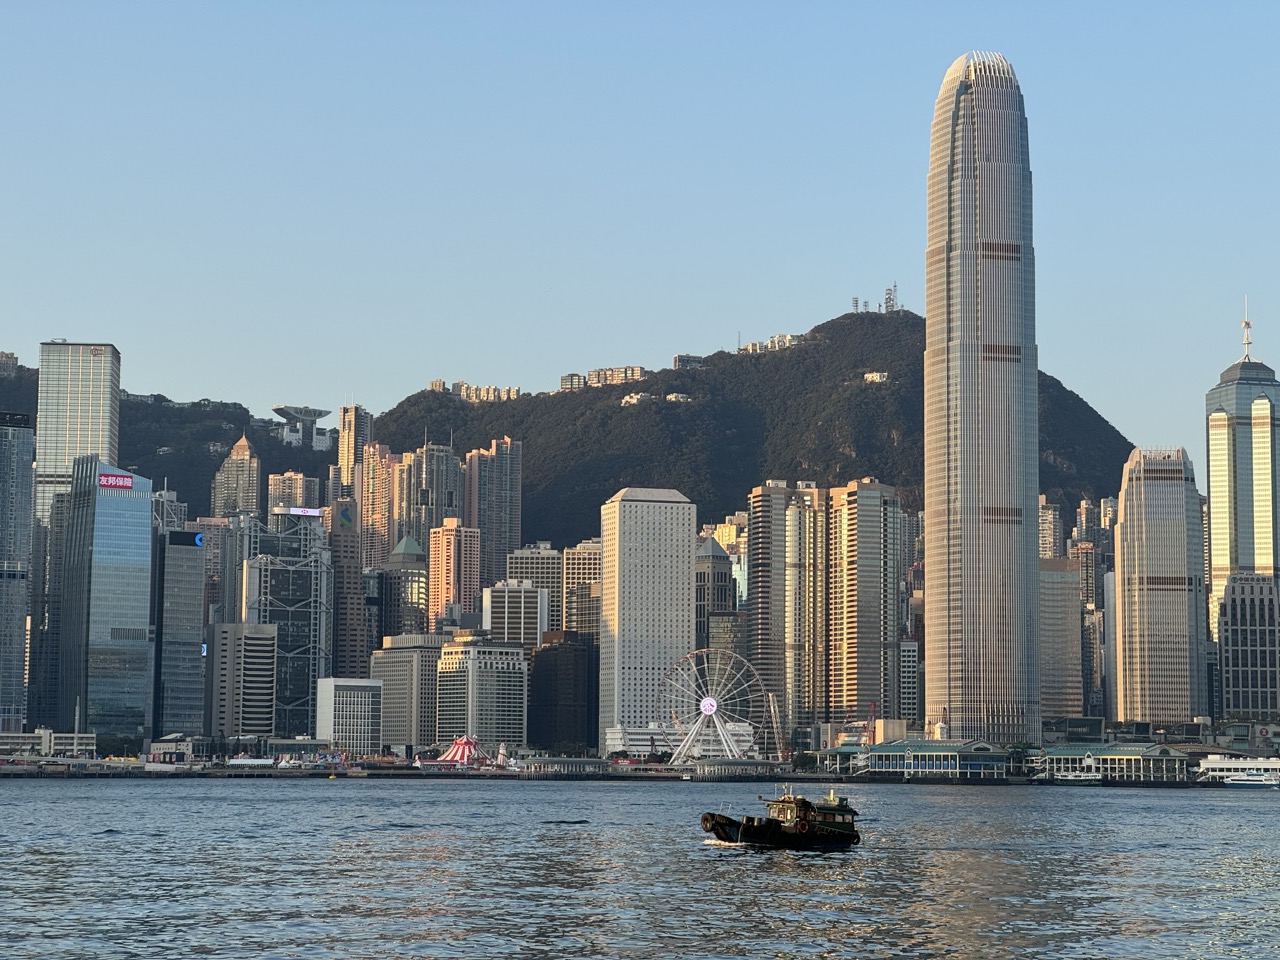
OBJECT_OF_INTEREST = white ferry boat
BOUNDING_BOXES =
[1195,755,1280,788]
[1221,771,1280,789]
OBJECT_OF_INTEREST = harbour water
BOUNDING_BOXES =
[2,778,1277,958]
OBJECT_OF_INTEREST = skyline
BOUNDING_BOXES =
[3,3,1277,477]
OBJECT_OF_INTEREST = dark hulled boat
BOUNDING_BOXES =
[700,788,860,850]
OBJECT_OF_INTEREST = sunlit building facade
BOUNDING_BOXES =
[1112,448,1209,724]
[923,52,1040,744]
[1205,341,1280,643]
[598,488,695,755]
[828,479,902,724]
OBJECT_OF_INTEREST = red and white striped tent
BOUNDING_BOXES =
[435,735,487,765]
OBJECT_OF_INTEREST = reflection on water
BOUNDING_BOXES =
[1,779,1278,958]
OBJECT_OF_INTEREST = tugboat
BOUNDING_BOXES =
[700,788,861,849]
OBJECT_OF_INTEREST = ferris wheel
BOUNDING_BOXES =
[656,648,768,764]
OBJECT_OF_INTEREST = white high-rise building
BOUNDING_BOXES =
[1112,448,1209,724]
[316,678,383,755]
[923,52,1040,744]
[599,488,695,755]
[436,634,527,747]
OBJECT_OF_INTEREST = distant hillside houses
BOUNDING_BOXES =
[428,379,522,403]
[739,333,802,354]
[0,351,17,377]
[619,391,692,407]
[560,365,651,392]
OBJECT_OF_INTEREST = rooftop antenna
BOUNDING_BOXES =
[1242,295,1253,362]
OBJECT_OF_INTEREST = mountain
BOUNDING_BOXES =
[0,311,1135,543]
[375,310,1134,545]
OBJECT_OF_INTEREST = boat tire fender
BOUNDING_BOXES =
[700,812,715,832]
[797,820,809,834]
[852,830,861,846]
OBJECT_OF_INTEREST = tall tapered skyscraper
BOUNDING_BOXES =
[923,52,1040,744]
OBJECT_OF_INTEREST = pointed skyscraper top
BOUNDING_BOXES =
[230,433,255,457]
[1219,299,1275,384]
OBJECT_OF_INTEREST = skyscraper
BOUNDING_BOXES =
[598,487,695,755]
[34,341,120,522]
[746,480,825,739]
[0,412,34,732]
[828,478,902,726]
[59,457,153,739]
[30,342,121,729]
[1112,448,1209,724]
[330,498,370,679]
[151,505,207,738]
[1205,323,1280,640]
[464,436,522,588]
[210,434,261,518]
[224,510,333,738]
[337,404,372,501]
[923,52,1040,744]
[428,518,480,626]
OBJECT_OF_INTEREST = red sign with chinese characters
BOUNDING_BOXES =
[98,473,134,489]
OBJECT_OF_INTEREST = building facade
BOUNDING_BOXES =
[0,412,33,732]
[59,458,153,738]
[598,487,696,754]
[226,510,333,738]
[210,434,261,518]
[828,479,902,725]
[746,480,825,738]
[370,633,447,755]
[1205,340,1280,643]
[316,678,383,755]
[436,634,527,747]
[528,631,599,754]
[923,52,1041,744]
[428,518,481,626]
[34,341,120,522]
[1217,574,1280,721]
[463,436,522,588]
[205,623,278,739]
[562,536,603,639]
[483,580,549,650]
[506,542,563,632]
[1039,557,1084,719]
[1112,448,1209,724]
[151,526,207,737]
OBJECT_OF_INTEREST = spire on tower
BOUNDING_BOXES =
[1241,295,1252,362]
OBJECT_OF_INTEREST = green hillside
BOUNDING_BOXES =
[0,310,1134,543]
[375,310,1133,544]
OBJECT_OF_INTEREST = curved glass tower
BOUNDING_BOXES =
[923,52,1040,744]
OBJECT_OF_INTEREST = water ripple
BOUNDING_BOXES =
[2,780,1279,957]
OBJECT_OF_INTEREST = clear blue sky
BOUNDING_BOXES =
[2,2,1275,479]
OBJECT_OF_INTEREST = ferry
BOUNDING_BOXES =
[700,788,860,850]
[1221,771,1280,789]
